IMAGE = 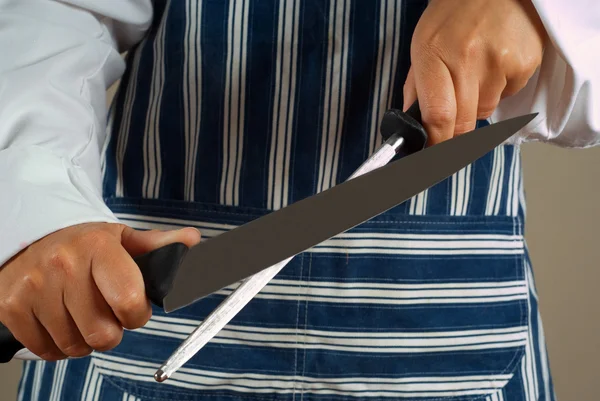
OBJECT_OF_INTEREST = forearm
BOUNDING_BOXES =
[0,0,153,266]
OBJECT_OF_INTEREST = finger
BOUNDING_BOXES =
[403,67,417,112]
[478,75,506,120]
[452,74,479,135]
[65,268,124,351]
[35,294,92,358]
[411,50,456,145]
[502,74,530,100]
[120,226,202,258]
[0,311,65,361]
[0,268,66,361]
[91,242,152,330]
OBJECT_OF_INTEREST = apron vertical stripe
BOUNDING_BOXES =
[450,165,472,216]
[142,2,169,199]
[317,0,351,192]
[494,146,506,215]
[521,264,538,401]
[221,0,250,206]
[100,101,115,181]
[194,0,228,203]
[29,360,46,401]
[239,1,278,208]
[49,360,68,401]
[513,151,522,217]
[81,361,103,401]
[287,2,329,204]
[409,190,428,215]
[464,164,473,215]
[537,314,553,401]
[526,259,554,401]
[384,1,403,132]
[506,146,520,217]
[486,146,505,215]
[112,47,142,198]
[183,0,202,202]
[485,147,500,215]
[391,0,428,110]
[17,361,32,401]
[519,156,527,218]
[335,1,378,182]
[268,0,300,210]
[157,2,187,200]
[368,0,402,156]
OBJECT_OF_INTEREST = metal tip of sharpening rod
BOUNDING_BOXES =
[154,369,169,383]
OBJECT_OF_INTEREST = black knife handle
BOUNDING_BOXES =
[0,241,189,363]
[134,242,190,307]
[380,100,428,155]
[0,328,24,363]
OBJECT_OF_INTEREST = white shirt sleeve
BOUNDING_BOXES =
[0,0,152,267]
[0,0,598,269]
[496,0,600,148]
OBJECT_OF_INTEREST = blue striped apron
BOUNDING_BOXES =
[16,1,556,400]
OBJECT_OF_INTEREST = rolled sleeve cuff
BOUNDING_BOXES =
[0,146,119,267]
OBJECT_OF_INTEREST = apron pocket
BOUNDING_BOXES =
[94,197,528,401]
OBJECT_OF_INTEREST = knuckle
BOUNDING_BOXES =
[425,107,455,127]
[413,36,444,60]
[459,36,482,61]
[502,79,528,98]
[61,342,92,358]
[490,47,512,71]
[0,294,21,315]
[454,121,476,135]
[477,107,495,120]
[115,291,151,328]
[18,272,44,292]
[45,245,76,277]
[85,326,123,351]
[115,290,147,314]
[519,52,542,75]
[39,351,67,362]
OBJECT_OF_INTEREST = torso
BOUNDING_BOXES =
[17,1,554,400]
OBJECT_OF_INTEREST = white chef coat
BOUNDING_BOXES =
[0,0,598,269]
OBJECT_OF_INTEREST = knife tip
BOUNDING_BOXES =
[154,369,169,383]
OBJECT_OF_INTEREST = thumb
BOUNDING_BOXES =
[120,226,202,258]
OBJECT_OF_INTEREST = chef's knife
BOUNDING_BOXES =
[156,111,535,313]
[0,102,536,363]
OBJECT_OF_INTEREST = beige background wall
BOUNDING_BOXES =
[0,88,598,399]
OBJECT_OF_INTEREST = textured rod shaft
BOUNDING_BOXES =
[154,135,404,382]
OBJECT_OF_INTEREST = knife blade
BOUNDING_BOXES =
[161,112,535,313]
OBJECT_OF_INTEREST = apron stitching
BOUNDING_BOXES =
[292,253,304,400]
[109,202,521,226]
[300,253,312,401]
